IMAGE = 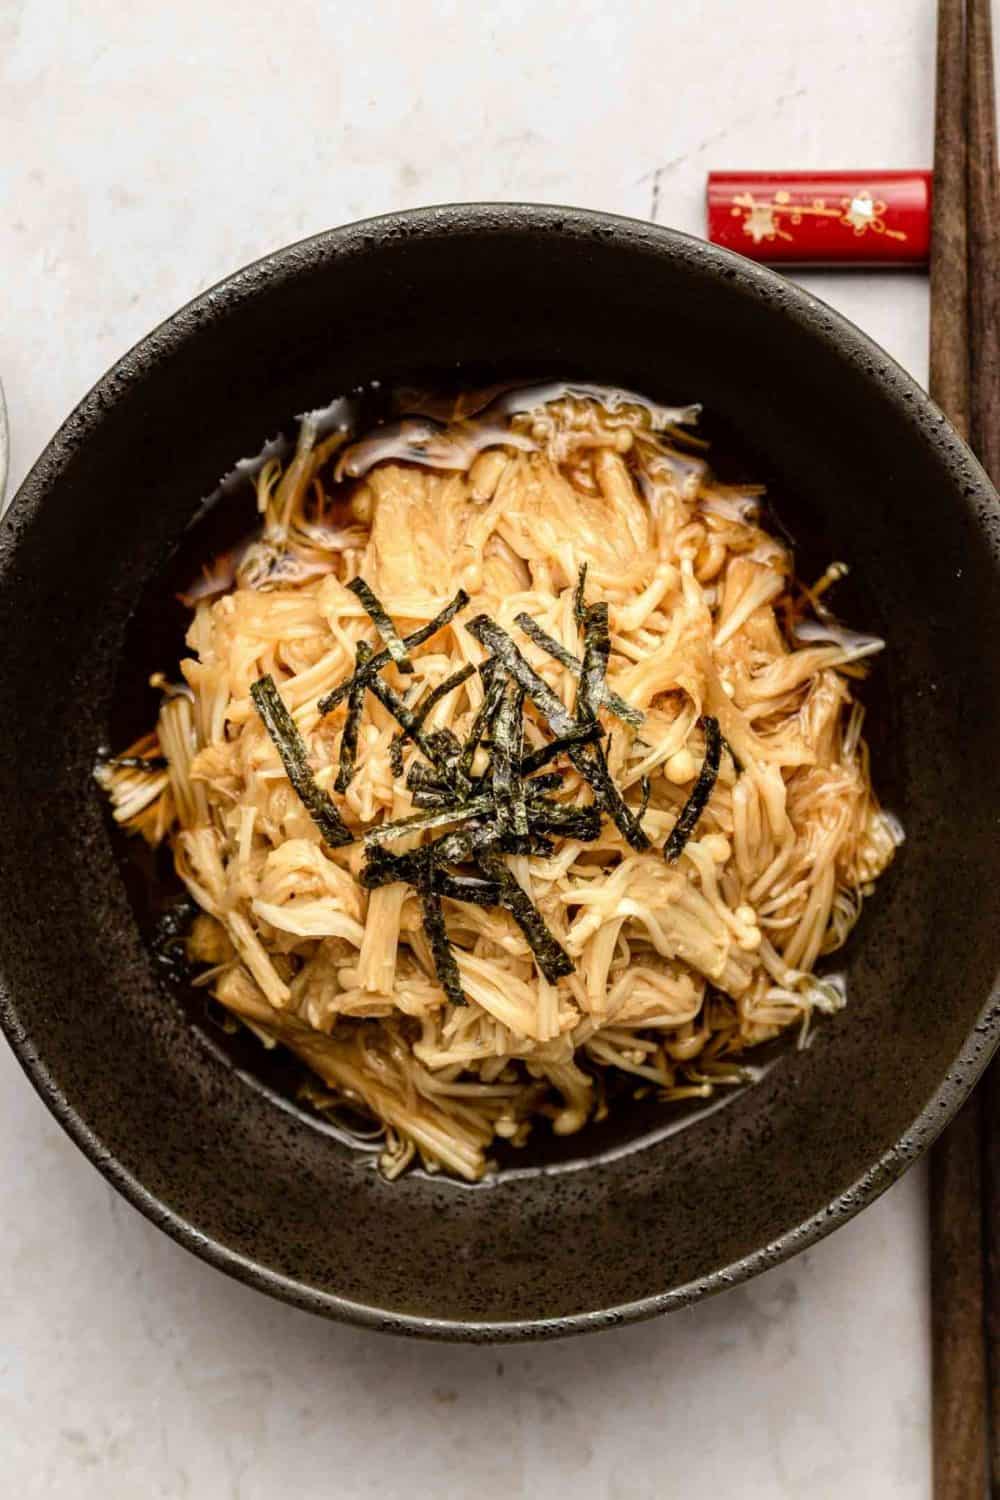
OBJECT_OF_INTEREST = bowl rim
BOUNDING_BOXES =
[2,200,999,1342]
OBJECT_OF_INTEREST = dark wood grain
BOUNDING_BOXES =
[967,5,1000,1494]
[986,1065,1000,1500]
[968,0,1000,482]
[930,0,970,436]
[929,5,990,1498]
[931,1095,988,1500]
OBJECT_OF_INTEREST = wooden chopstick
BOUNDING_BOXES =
[968,0,1000,481]
[966,6,1000,1492]
[930,1101,987,1500]
[928,4,992,1499]
[929,3,1000,1497]
[987,1065,1000,1500]
[966,3,1000,1493]
[930,0,970,435]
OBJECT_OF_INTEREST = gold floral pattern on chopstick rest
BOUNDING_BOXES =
[706,171,931,265]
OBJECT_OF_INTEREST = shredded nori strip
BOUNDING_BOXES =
[359,845,420,888]
[388,825,492,871]
[323,575,651,989]
[519,722,603,775]
[360,855,422,890]
[406,760,455,807]
[364,793,494,846]
[318,588,469,713]
[572,736,649,851]
[663,715,722,862]
[364,672,469,790]
[528,801,603,840]
[419,881,467,1005]
[388,736,405,779]
[251,674,353,848]
[347,576,414,673]
[431,871,502,906]
[452,760,561,802]
[577,601,610,724]
[573,562,589,626]
[514,613,577,667]
[638,774,652,824]
[410,786,453,810]
[465,616,577,736]
[474,848,574,982]
[406,761,450,796]
[389,665,474,775]
[524,771,564,794]
[360,825,550,890]
[514,613,643,728]
[457,658,506,779]
[466,618,646,847]
[423,728,463,770]
[508,831,557,857]
[413,664,475,732]
[491,684,528,837]
[334,641,372,793]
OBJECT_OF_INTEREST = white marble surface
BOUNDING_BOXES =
[0,1,971,1494]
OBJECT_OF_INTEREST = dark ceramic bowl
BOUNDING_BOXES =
[1,204,999,1341]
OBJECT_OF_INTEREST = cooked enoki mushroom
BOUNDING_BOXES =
[97,384,900,1181]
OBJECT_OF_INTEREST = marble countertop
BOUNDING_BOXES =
[0,2,965,1494]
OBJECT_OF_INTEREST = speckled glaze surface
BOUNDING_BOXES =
[0,204,998,1342]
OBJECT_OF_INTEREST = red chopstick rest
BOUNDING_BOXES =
[707,170,932,265]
